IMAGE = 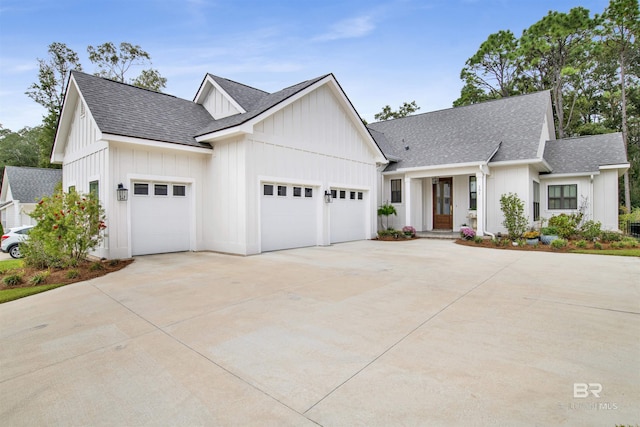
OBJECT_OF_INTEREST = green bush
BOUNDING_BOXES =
[594,241,603,250]
[600,230,622,243]
[23,189,106,269]
[550,238,567,249]
[377,204,397,230]
[3,274,23,287]
[620,237,638,248]
[66,269,80,279]
[473,235,484,244]
[500,193,528,239]
[580,220,602,242]
[29,272,49,285]
[548,214,579,239]
[89,262,105,271]
[575,239,588,249]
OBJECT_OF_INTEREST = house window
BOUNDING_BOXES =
[548,184,577,209]
[533,181,540,220]
[277,185,287,196]
[350,191,356,200]
[68,185,76,193]
[264,184,274,196]
[173,185,186,197]
[391,179,402,203]
[358,192,363,200]
[154,184,168,196]
[339,190,346,199]
[293,187,302,197]
[89,180,99,199]
[469,176,477,210]
[305,188,313,198]
[134,183,149,195]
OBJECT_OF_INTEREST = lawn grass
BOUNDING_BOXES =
[569,248,640,257]
[0,259,24,273]
[0,283,66,304]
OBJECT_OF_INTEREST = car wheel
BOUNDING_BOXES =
[8,245,21,259]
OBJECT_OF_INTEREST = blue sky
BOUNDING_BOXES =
[0,0,609,131]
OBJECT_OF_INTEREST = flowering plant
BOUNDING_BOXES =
[460,226,476,240]
[523,230,540,239]
[402,225,416,237]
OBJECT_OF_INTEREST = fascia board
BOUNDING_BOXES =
[105,134,213,154]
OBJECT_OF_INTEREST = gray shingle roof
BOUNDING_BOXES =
[543,133,627,174]
[207,74,269,111]
[367,91,551,172]
[5,166,62,203]
[72,71,215,148]
[195,74,330,137]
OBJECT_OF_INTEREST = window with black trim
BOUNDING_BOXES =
[533,181,540,220]
[264,184,274,196]
[339,190,346,199]
[548,184,577,209]
[134,183,149,195]
[154,184,168,196]
[173,185,186,197]
[391,179,402,203]
[469,176,477,210]
[277,185,287,196]
[305,188,313,198]
[89,180,99,199]
[293,187,302,197]
[358,192,363,200]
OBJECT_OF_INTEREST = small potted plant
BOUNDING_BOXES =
[540,226,559,245]
[523,230,540,245]
[402,225,416,238]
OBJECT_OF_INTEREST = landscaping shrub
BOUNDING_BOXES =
[23,189,106,269]
[377,204,397,230]
[594,241,603,250]
[66,269,80,279]
[29,272,49,285]
[402,225,416,237]
[473,235,484,244]
[620,237,639,248]
[460,226,476,240]
[600,230,622,243]
[3,274,23,287]
[89,262,105,271]
[576,239,588,248]
[548,214,579,239]
[550,238,567,250]
[499,193,528,240]
[579,220,602,242]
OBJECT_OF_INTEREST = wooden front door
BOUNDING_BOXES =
[433,178,453,230]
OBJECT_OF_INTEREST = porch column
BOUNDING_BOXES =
[475,171,485,236]
[405,177,411,228]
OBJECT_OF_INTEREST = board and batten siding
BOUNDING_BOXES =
[108,143,210,259]
[485,165,532,234]
[593,169,620,231]
[207,83,380,255]
[201,84,242,120]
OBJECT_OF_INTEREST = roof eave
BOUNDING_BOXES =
[195,124,253,143]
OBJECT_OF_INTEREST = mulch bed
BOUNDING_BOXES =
[455,238,620,253]
[0,259,134,291]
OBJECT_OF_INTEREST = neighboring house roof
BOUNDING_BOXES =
[368,91,551,172]
[543,133,628,175]
[3,166,62,203]
[71,71,214,148]
[195,74,330,137]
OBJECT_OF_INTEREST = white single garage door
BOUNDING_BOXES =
[261,183,318,252]
[131,182,191,256]
[330,188,367,243]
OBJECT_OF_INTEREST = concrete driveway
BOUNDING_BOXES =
[1,239,638,426]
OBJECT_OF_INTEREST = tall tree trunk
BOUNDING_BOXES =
[620,50,631,211]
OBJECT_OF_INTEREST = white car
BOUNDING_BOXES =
[1,225,34,259]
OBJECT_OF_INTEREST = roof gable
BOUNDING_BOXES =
[543,133,628,175]
[2,166,62,203]
[368,91,552,172]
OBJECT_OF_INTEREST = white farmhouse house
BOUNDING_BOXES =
[0,166,62,230]
[368,91,628,235]
[52,71,387,258]
[52,72,628,259]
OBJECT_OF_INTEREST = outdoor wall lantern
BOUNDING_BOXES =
[116,183,129,201]
[324,190,332,203]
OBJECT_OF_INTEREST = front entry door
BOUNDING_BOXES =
[433,178,453,230]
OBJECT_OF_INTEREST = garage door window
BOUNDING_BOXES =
[293,187,302,197]
[277,185,287,196]
[264,184,274,196]
[154,184,168,196]
[339,190,346,199]
[358,192,363,200]
[305,188,313,198]
[134,183,149,195]
[173,185,186,197]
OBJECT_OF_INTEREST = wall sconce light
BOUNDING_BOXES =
[116,183,129,201]
[324,190,332,203]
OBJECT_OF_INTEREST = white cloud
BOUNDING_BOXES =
[313,15,375,42]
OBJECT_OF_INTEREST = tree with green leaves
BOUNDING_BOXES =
[454,30,522,106]
[87,42,167,91]
[600,0,640,211]
[374,101,420,121]
[0,125,43,178]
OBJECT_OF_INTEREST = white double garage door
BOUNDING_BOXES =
[261,182,367,252]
